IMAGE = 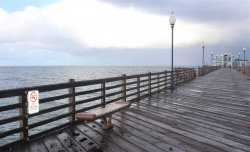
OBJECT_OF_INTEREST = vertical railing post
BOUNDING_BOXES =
[201,67,203,76]
[19,92,28,141]
[137,77,140,101]
[69,79,75,123]
[101,81,106,107]
[175,69,178,86]
[164,70,168,91]
[186,69,188,81]
[121,74,126,102]
[194,68,196,78]
[198,66,201,76]
[148,72,151,95]
[157,74,160,92]
[183,69,185,82]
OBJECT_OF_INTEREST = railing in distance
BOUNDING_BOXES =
[197,66,219,76]
[239,66,250,76]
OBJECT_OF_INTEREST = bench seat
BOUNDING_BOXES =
[76,101,131,129]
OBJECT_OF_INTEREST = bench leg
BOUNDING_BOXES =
[107,115,113,128]
[101,115,113,129]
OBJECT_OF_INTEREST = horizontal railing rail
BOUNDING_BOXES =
[0,68,201,150]
[238,66,250,76]
[197,66,219,76]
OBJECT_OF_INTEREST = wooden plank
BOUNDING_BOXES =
[65,126,102,152]
[109,120,166,152]
[112,114,188,152]
[115,112,223,152]
[42,134,67,152]
[84,122,146,152]
[153,96,250,135]
[137,101,250,145]
[11,138,48,152]
[131,103,250,150]
[75,123,126,152]
[54,129,88,152]
[124,109,244,152]
[150,94,250,132]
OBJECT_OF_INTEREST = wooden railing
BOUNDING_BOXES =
[239,66,250,76]
[174,68,196,85]
[197,66,219,76]
[0,68,197,150]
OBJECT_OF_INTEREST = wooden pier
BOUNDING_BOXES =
[1,67,250,152]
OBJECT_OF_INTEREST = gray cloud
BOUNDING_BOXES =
[98,0,250,63]
[100,0,250,22]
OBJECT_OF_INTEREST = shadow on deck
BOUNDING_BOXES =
[9,69,250,152]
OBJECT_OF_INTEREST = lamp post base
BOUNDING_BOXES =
[170,85,175,91]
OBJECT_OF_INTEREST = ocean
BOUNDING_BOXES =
[0,66,167,145]
[0,66,167,90]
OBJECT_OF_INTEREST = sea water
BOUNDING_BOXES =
[0,66,167,90]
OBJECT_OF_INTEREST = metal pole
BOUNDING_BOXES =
[216,56,217,67]
[244,50,245,74]
[211,53,213,65]
[238,54,240,71]
[170,24,175,91]
[202,46,204,67]
[202,44,204,76]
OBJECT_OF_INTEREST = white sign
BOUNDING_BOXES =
[27,90,39,114]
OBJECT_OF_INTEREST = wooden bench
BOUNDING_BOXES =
[76,101,131,129]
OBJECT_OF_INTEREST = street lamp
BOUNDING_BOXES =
[243,47,246,74]
[211,51,213,66]
[238,52,241,71]
[169,12,176,91]
[202,41,205,75]
[216,55,218,67]
[202,42,205,67]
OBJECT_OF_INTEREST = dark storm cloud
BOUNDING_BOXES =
[100,0,250,22]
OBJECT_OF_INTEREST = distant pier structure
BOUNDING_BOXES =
[212,52,249,68]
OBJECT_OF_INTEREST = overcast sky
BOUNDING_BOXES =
[0,0,249,66]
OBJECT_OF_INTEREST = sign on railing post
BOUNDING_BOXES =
[27,90,39,114]
[68,79,75,123]
[121,74,126,102]
[19,93,28,141]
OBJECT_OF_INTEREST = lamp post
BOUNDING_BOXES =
[169,12,176,91]
[243,47,246,74]
[202,42,205,75]
[211,51,213,66]
[238,53,241,71]
[216,55,218,68]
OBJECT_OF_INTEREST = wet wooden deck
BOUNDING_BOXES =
[9,68,250,152]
